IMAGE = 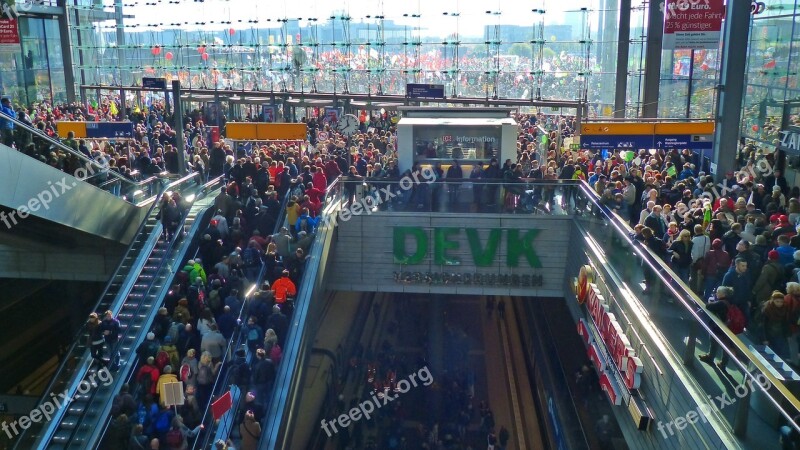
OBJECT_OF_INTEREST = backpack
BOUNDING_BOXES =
[165,428,183,447]
[167,323,181,345]
[230,360,251,387]
[726,304,746,335]
[154,410,171,434]
[243,248,260,267]
[248,327,260,342]
[298,217,309,233]
[208,289,221,311]
[155,351,170,371]
[180,363,192,384]
[769,263,786,292]
[270,344,282,365]
[197,288,206,308]
[197,364,212,385]
[138,371,154,395]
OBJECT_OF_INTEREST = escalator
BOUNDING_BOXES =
[0,112,161,244]
[10,174,215,450]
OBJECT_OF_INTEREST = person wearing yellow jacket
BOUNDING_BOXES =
[157,365,179,407]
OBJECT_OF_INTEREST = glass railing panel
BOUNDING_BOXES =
[572,183,800,446]
[330,178,580,216]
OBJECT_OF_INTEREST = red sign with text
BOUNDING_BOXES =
[583,282,644,391]
[0,19,19,45]
[663,0,725,50]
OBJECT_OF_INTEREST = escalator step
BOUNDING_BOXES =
[66,405,84,415]
[52,432,71,444]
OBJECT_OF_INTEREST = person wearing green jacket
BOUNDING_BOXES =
[182,259,207,285]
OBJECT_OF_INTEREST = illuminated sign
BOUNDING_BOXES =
[393,227,542,268]
[442,135,498,144]
[779,128,800,156]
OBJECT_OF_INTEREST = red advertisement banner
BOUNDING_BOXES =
[663,0,725,50]
[0,19,19,45]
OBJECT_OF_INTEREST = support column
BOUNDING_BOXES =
[614,0,631,118]
[115,0,127,86]
[712,0,752,179]
[641,0,664,118]
[172,80,187,175]
[56,0,76,103]
[119,88,126,119]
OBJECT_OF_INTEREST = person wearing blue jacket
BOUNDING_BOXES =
[295,208,318,235]
[0,97,15,147]
[721,258,754,323]
[775,235,796,267]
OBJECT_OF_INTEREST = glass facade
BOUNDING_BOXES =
[741,2,800,151]
[4,0,796,129]
[0,16,66,105]
[61,0,616,110]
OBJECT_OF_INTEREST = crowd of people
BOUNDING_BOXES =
[9,88,800,447]
[99,153,324,449]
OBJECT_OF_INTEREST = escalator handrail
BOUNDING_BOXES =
[17,173,201,449]
[261,179,342,449]
[191,180,306,449]
[54,175,219,449]
[0,111,160,197]
[17,171,197,415]
[191,282,257,450]
[90,176,223,445]
[572,181,800,430]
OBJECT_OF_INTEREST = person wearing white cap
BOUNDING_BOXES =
[771,184,786,209]
[135,332,160,365]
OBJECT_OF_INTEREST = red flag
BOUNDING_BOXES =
[211,391,233,421]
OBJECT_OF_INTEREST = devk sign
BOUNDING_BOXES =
[663,0,725,50]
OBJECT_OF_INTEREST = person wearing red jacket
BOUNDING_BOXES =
[311,166,327,192]
[136,356,160,396]
[324,156,342,183]
[272,270,297,304]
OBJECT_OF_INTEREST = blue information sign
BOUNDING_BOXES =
[85,122,134,139]
[654,134,713,150]
[406,83,445,99]
[580,135,654,150]
[142,77,167,90]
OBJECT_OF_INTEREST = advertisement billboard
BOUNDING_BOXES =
[0,18,19,46]
[663,0,725,50]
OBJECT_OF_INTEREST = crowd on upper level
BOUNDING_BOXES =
[5,92,800,447]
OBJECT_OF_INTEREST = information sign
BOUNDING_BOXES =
[142,77,167,90]
[85,122,134,139]
[654,134,713,150]
[406,83,445,100]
